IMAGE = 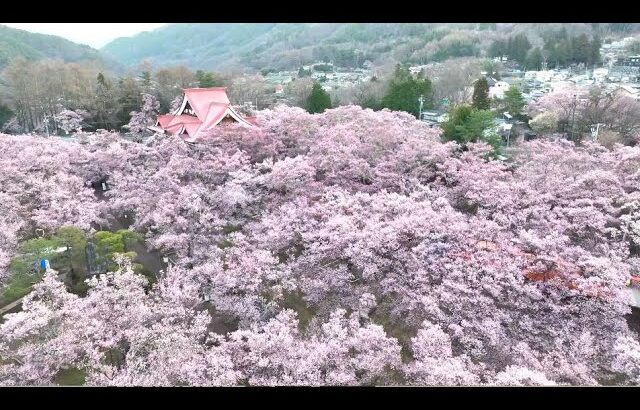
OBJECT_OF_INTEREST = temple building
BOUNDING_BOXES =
[149,87,256,140]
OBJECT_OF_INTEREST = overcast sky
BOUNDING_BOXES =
[2,23,168,49]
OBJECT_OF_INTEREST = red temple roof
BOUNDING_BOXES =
[156,115,175,129]
[245,116,259,126]
[167,114,201,127]
[150,87,255,139]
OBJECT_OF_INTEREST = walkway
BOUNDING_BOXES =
[0,297,23,316]
[0,270,66,317]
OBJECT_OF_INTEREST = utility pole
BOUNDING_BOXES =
[44,114,50,137]
[591,123,603,141]
[570,94,577,141]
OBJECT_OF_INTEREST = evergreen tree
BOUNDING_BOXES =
[115,76,143,129]
[478,23,497,31]
[482,61,502,79]
[559,27,568,40]
[94,73,118,130]
[541,29,602,68]
[554,39,570,67]
[306,83,332,114]
[609,23,633,33]
[441,104,501,153]
[472,77,490,110]
[298,67,311,77]
[381,65,434,118]
[507,34,531,65]
[543,36,556,65]
[503,86,526,117]
[489,40,507,59]
[361,96,382,111]
[97,73,107,87]
[591,35,602,65]
[571,34,591,64]
[525,47,544,70]
[0,103,14,128]
[140,70,152,88]
[195,70,218,88]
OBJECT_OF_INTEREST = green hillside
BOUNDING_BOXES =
[0,24,119,70]
[101,23,479,71]
[101,23,631,72]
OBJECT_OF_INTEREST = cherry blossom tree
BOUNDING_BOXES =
[125,93,160,134]
[169,95,183,113]
[1,117,23,134]
[528,85,640,142]
[52,109,88,135]
[2,104,640,385]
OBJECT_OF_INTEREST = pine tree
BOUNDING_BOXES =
[94,73,118,130]
[590,35,602,65]
[97,73,107,87]
[441,104,501,154]
[0,103,14,128]
[115,76,143,129]
[195,70,218,88]
[298,67,311,77]
[140,71,152,87]
[381,65,434,118]
[503,86,526,117]
[525,47,544,70]
[507,34,532,65]
[609,23,632,33]
[572,34,591,64]
[306,83,332,114]
[489,40,507,59]
[472,77,490,110]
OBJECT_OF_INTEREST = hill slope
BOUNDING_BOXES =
[100,23,484,71]
[102,23,640,73]
[101,23,279,71]
[0,25,119,70]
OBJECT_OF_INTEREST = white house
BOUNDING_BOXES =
[524,70,555,83]
[614,84,640,100]
[593,68,609,82]
[489,81,510,99]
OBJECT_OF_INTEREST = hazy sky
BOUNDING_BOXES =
[1,23,168,48]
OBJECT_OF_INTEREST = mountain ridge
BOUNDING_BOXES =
[100,23,634,73]
[0,24,121,71]
[100,23,472,72]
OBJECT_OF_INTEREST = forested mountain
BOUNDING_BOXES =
[2,23,639,75]
[101,23,279,71]
[0,25,118,70]
[101,23,640,72]
[100,23,486,71]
